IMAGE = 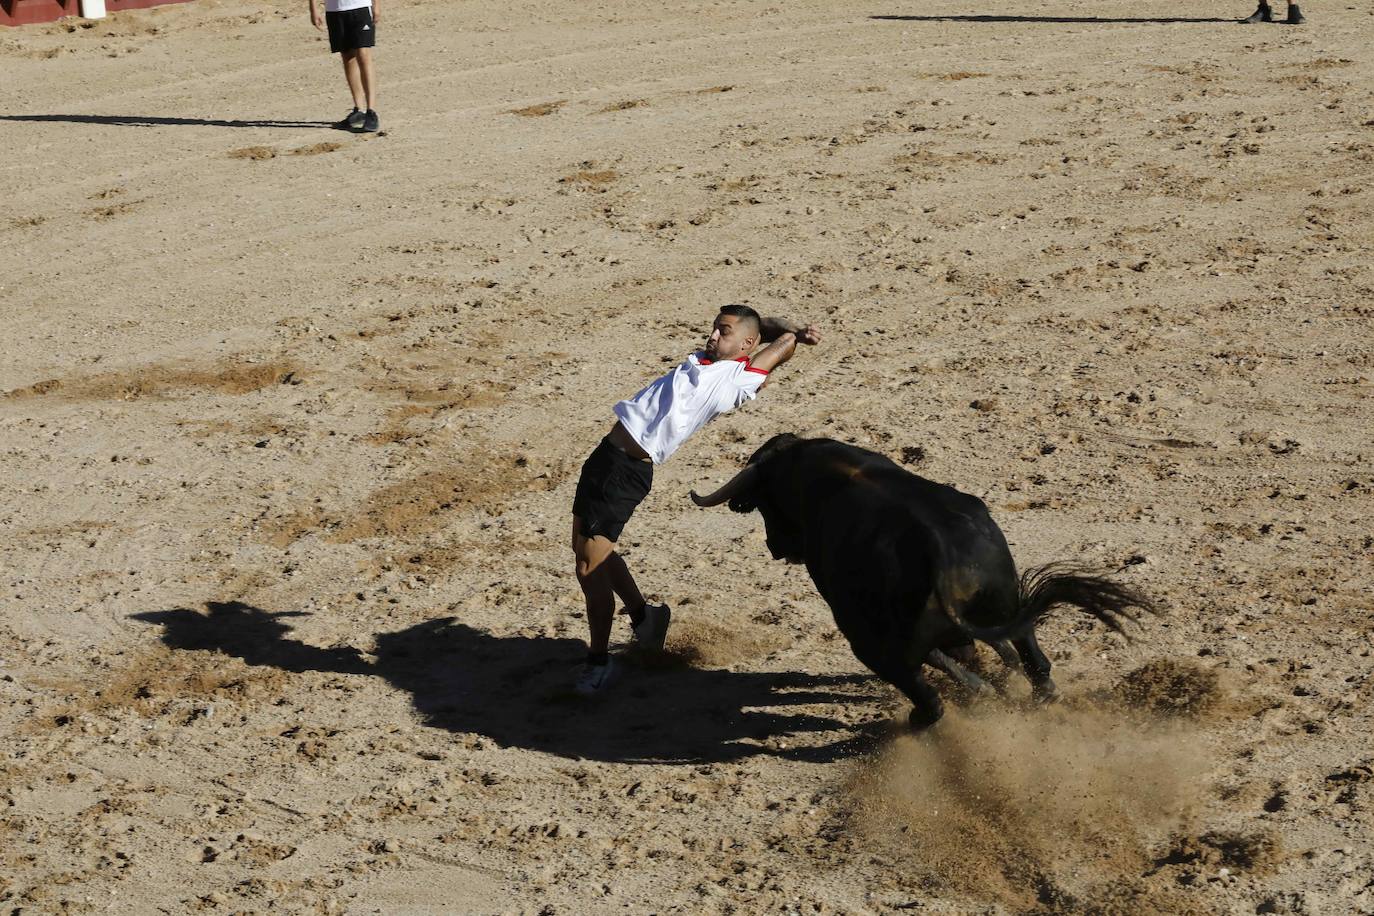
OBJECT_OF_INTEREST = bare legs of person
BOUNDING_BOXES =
[341,49,366,111]
[340,48,378,129]
[571,517,650,692]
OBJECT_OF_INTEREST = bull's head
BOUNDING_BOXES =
[690,433,806,562]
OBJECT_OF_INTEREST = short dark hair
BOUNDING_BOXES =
[718,304,761,336]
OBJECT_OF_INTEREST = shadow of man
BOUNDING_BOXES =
[869,13,1233,23]
[0,114,335,129]
[132,602,884,764]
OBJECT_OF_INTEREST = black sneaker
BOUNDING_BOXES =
[1283,3,1305,23]
[1240,1,1273,22]
[335,107,365,130]
[362,109,380,133]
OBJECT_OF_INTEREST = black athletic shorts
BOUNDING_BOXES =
[326,7,375,54]
[572,436,652,543]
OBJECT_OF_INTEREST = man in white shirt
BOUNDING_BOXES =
[570,305,821,694]
[308,0,381,133]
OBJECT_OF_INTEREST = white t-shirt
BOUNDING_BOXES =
[613,353,769,465]
[325,0,371,12]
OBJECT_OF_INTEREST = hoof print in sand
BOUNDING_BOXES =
[291,142,343,156]
[510,100,566,117]
[228,145,277,161]
[600,99,647,113]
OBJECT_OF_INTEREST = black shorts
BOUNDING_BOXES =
[572,436,652,543]
[326,7,375,54]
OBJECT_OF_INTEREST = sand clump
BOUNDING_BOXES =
[653,615,790,669]
[227,145,277,160]
[510,100,566,117]
[1153,829,1285,875]
[1114,658,1226,718]
[3,360,298,401]
[32,645,293,733]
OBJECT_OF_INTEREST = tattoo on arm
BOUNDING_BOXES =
[760,317,801,343]
[749,332,798,374]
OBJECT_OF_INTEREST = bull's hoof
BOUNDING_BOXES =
[1032,680,1062,705]
[971,682,998,702]
[908,708,943,731]
[952,678,997,706]
[986,670,1015,698]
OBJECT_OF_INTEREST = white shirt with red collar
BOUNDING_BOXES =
[613,352,769,465]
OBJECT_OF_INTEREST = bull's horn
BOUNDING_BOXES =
[690,465,760,507]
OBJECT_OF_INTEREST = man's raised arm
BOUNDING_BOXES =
[750,317,821,373]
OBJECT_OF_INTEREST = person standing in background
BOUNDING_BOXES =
[309,0,381,132]
[1240,0,1304,23]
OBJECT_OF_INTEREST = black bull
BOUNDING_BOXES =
[690,434,1154,730]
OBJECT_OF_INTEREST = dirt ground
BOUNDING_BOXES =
[2,0,1371,912]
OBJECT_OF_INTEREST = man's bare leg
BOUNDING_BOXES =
[578,565,616,655]
[341,51,365,110]
[356,47,377,111]
[601,552,646,617]
[572,519,618,655]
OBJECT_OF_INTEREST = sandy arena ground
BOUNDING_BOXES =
[2,0,1372,912]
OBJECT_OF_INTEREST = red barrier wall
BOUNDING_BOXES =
[1,0,80,26]
[104,0,192,12]
[1,0,191,26]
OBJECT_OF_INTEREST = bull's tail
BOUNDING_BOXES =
[940,562,1157,644]
[1018,562,1157,635]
